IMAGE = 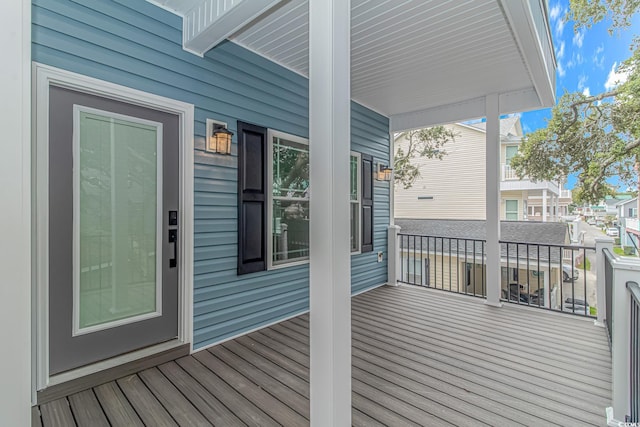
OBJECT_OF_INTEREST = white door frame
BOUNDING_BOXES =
[33,63,194,391]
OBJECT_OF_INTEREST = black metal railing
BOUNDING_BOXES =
[398,233,596,316]
[604,249,615,345]
[628,281,640,423]
[398,234,486,297]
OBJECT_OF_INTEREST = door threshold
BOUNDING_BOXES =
[37,340,189,405]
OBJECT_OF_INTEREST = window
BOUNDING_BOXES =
[505,145,518,165]
[350,153,361,253]
[237,122,374,275]
[505,200,518,221]
[268,130,310,268]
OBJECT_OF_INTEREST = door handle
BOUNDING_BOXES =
[169,229,178,268]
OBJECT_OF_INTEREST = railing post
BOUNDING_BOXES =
[388,225,401,286]
[609,258,640,422]
[595,237,614,327]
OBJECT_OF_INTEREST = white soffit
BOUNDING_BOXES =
[149,0,551,129]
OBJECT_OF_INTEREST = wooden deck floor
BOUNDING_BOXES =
[35,285,611,426]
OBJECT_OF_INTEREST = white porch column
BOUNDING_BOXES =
[485,94,502,307]
[542,189,548,222]
[555,194,560,220]
[309,1,352,426]
[594,237,614,327]
[0,0,31,424]
[609,257,640,420]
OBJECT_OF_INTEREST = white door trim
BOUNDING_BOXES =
[32,62,194,391]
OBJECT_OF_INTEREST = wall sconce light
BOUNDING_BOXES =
[206,120,233,155]
[376,164,393,181]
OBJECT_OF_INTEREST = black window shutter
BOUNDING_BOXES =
[361,154,374,253]
[237,121,268,274]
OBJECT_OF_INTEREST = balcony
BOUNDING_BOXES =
[501,164,560,194]
[35,285,610,426]
[627,218,639,234]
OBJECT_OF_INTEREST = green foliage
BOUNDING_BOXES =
[577,257,591,270]
[394,126,457,189]
[567,0,640,32]
[511,1,640,204]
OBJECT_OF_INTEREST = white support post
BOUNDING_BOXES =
[388,225,401,286]
[0,0,31,423]
[542,189,548,222]
[608,256,640,420]
[309,1,352,426]
[389,131,395,225]
[594,237,615,327]
[555,194,560,221]
[485,94,502,307]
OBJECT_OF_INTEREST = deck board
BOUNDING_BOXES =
[93,381,145,427]
[67,390,109,427]
[37,285,611,426]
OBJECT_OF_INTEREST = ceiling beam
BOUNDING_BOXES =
[389,87,542,132]
[183,0,283,57]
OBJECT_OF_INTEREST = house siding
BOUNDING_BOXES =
[394,123,487,220]
[33,0,390,349]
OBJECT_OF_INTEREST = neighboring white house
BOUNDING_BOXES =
[394,116,566,221]
[618,197,639,253]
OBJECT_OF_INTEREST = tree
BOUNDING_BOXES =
[510,0,640,204]
[394,126,456,189]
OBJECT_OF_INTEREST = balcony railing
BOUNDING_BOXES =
[560,190,572,199]
[502,164,519,180]
[627,218,639,233]
[398,233,596,317]
[628,281,639,423]
[600,246,640,424]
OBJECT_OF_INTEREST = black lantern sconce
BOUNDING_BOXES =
[206,121,233,155]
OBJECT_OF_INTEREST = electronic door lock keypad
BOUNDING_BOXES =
[169,210,178,226]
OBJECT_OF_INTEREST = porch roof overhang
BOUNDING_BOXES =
[148,0,556,131]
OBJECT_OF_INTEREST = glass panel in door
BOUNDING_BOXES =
[75,109,162,334]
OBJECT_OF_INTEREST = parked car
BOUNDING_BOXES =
[606,227,619,237]
[587,218,596,225]
[562,264,579,282]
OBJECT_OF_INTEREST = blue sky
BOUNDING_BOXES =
[519,0,639,189]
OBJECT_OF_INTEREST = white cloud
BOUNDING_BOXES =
[555,15,566,37]
[555,40,565,59]
[573,29,585,48]
[577,74,588,91]
[567,52,584,69]
[592,45,605,68]
[549,3,561,21]
[604,62,630,90]
[582,87,591,97]
[557,62,566,78]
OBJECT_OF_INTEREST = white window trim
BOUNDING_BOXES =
[350,151,362,255]
[267,129,310,270]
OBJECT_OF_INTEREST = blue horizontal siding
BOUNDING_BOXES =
[33,0,390,350]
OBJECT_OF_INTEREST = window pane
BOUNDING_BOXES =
[505,146,518,165]
[350,155,358,201]
[272,200,309,263]
[350,202,359,252]
[272,137,309,198]
[78,111,159,330]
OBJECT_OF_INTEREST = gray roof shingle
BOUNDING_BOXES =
[395,219,573,262]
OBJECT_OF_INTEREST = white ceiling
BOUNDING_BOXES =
[149,0,554,129]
